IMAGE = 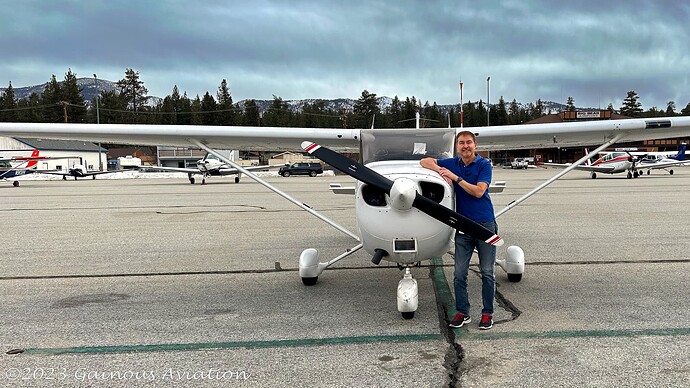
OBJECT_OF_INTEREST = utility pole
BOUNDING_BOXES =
[61,101,68,123]
[94,74,103,171]
[486,76,491,126]
[459,80,464,128]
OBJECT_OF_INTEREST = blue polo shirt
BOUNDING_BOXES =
[437,154,495,223]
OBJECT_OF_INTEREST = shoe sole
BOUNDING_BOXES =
[478,323,493,330]
[449,318,471,328]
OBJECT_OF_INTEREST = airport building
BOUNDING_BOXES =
[0,137,107,171]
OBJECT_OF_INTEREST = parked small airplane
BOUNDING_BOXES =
[545,143,688,179]
[636,143,687,175]
[38,159,125,180]
[0,150,41,187]
[0,149,78,186]
[139,152,280,184]
[1,114,690,318]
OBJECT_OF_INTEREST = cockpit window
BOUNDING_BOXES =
[360,128,456,164]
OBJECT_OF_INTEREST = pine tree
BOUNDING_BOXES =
[681,102,690,116]
[99,90,128,124]
[200,92,217,125]
[494,96,508,125]
[566,97,575,112]
[61,69,87,123]
[352,90,380,128]
[41,75,64,122]
[216,79,236,125]
[116,68,148,112]
[243,99,260,126]
[0,81,17,122]
[619,91,643,117]
[666,101,676,116]
[508,99,520,124]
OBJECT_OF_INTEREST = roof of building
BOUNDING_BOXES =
[14,137,106,152]
[526,111,631,124]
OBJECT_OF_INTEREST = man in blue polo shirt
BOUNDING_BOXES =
[420,130,496,330]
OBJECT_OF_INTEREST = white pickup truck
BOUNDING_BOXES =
[510,158,529,169]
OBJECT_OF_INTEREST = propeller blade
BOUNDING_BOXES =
[302,142,393,193]
[301,141,504,246]
[412,194,503,246]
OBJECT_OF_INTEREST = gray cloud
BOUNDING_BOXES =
[1,1,688,110]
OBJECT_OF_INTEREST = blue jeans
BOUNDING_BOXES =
[453,221,497,315]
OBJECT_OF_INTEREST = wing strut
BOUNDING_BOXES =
[190,139,360,241]
[495,133,625,218]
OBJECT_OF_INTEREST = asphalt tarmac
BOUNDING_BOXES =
[1,167,689,387]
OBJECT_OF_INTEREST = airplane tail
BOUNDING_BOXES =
[673,143,686,161]
[25,149,40,169]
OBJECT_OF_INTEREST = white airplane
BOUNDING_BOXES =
[140,152,280,184]
[1,115,690,318]
[545,142,687,179]
[636,143,687,176]
[37,159,125,181]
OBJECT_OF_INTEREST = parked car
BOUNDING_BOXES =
[279,162,323,177]
[511,158,529,169]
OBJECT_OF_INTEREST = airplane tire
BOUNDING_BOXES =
[189,177,195,184]
[401,311,415,320]
[13,181,19,187]
[670,170,674,175]
[234,177,240,183]
[301,277,318,286]
[63,176,67,180]
[507,273,523,282]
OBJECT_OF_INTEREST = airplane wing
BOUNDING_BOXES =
[139,166,200,174]
[216,164,284,176]
[634,159,689,171]
[543,162,618,173]
[1,117,690,151]
[140,164,282,175]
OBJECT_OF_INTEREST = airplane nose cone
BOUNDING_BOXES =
[389,178,417,211]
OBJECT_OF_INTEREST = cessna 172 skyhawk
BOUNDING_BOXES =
[1,116,690,318]
[140,152,278,184]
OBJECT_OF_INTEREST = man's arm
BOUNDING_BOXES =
[421,158,487,198]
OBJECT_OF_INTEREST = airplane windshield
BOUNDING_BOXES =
[0,161,12,168]
[360,128,455,164]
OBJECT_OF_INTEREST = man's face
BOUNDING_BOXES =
[456,135,476,158]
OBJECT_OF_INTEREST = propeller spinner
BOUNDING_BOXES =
[301,141,504,246]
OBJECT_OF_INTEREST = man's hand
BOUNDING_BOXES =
[437,167,455,185]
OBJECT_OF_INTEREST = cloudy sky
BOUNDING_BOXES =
[2,1,689,110]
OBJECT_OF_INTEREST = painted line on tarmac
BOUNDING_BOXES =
[429,259,690,341]
[11,334,442,356]
[457,327,690,341]
[430,257,457,324]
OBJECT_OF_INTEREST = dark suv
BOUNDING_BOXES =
[279,162,323,177]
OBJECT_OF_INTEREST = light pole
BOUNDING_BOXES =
[93,74,102,171]
[486,76,490,126]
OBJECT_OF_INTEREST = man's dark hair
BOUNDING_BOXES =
[456,130,477,143]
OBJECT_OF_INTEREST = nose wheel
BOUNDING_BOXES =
[397,267,418,319]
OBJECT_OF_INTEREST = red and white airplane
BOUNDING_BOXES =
[1,115,690,318]
[0,149,79,187]
[545,143,687,179]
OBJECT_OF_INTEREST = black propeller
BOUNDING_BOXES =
[301,141,503,246]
